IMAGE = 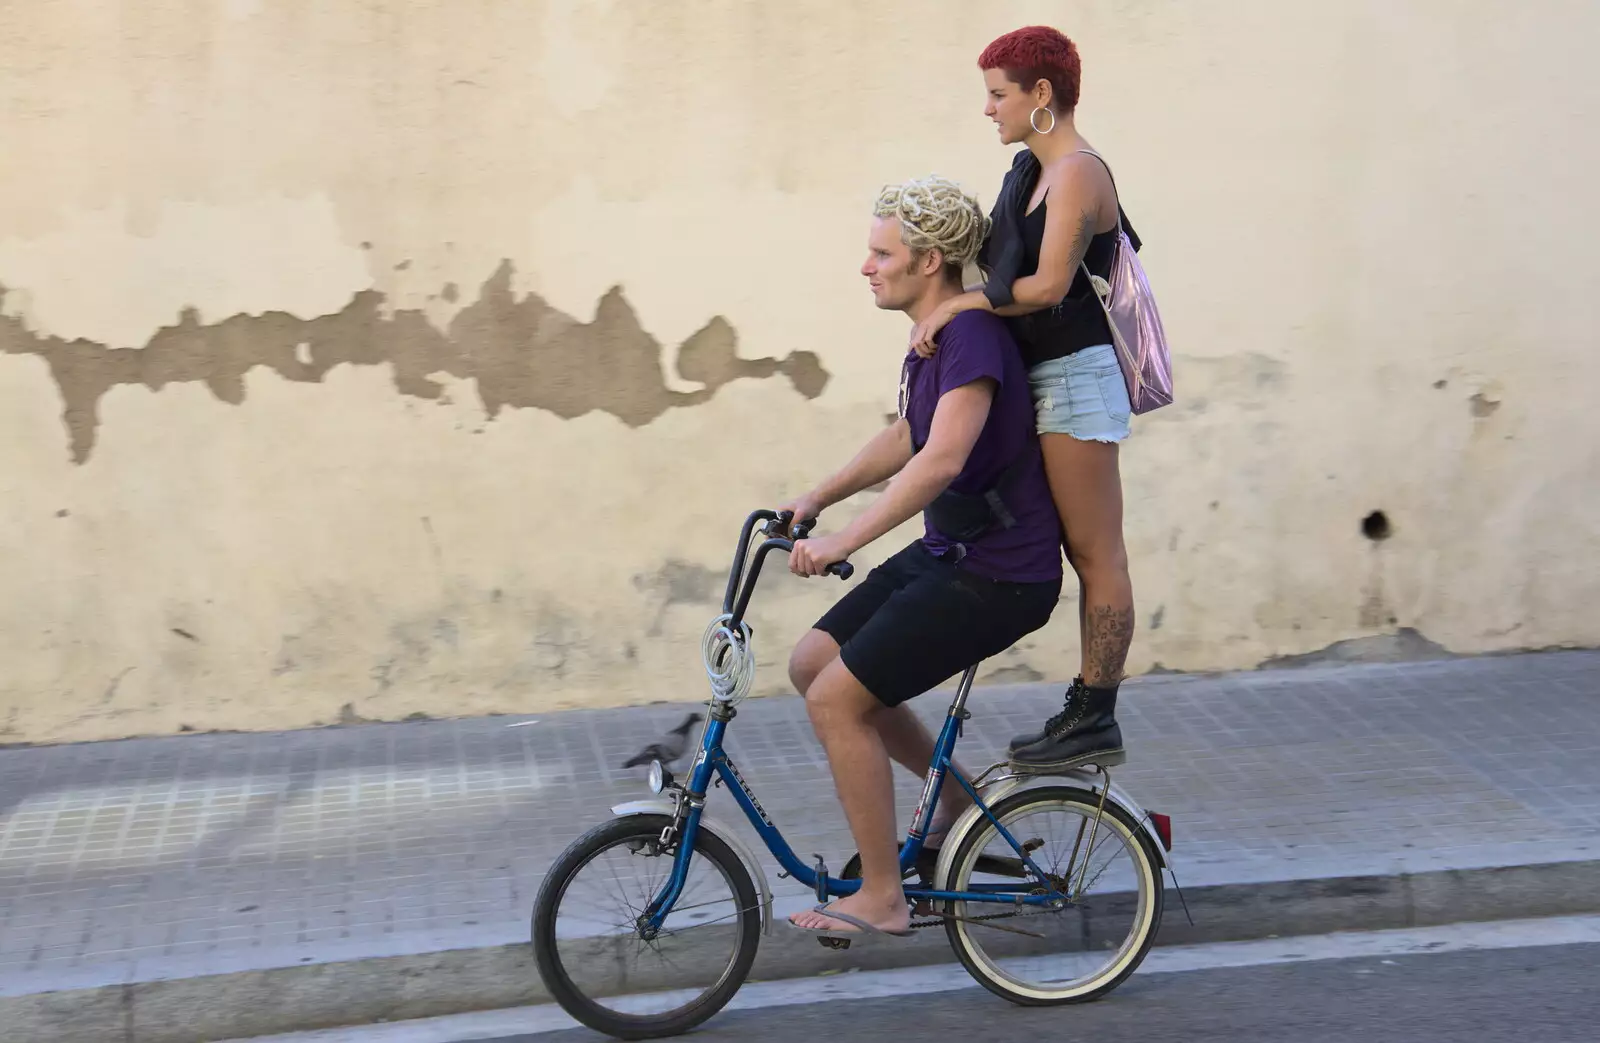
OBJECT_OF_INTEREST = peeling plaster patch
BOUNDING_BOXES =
[1259,628,1455,670]
[1470,392,1501,418]
[0,260,829,463]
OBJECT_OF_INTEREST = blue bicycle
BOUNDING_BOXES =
[532,509,1174,1040]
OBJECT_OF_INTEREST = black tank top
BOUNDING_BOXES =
[1005,197,1120,368]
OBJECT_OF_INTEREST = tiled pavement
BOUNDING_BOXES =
[1,651,1597,997]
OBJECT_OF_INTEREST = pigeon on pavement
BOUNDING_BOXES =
[620,712,704,769]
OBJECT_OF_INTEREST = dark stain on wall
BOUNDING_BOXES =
[0,259,830,463]
[633,559,724,636]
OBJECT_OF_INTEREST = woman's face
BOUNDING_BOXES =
[982,67,1044,145]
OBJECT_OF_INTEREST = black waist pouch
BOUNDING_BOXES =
[925,486,1014,542]
[920,442,1039,544]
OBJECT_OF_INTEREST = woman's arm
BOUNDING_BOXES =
[910,161,1103,355]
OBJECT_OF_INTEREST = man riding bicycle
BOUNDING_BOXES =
[781,175,1065,937]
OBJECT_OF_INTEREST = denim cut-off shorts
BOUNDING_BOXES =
[1027,342,1132,443]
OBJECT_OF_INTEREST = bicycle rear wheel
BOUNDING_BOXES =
[531,814,761,1040]
[943,785,1163,1005]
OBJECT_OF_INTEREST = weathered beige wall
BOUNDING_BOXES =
[2,1,1596,743]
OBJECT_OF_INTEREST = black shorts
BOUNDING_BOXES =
[813,542,1061,707]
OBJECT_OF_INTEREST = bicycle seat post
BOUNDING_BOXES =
[948,663,980,727]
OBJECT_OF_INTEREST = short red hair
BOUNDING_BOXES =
[978,26,1082,113]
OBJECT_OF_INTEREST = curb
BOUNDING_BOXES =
[9,858,1598,1043]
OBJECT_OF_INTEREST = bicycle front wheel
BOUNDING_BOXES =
[943,785,1164,1005]
[531,814,761,1040]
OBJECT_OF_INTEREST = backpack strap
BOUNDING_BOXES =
[1070,149,1145,398]
[1072,148,1141,252]
[1072,148,1122,236]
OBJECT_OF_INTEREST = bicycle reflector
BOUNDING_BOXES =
[1146,811,1172,851]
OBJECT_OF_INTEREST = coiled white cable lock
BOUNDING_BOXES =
[701,613,755,705]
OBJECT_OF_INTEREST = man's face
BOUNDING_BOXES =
[861,217,933,312]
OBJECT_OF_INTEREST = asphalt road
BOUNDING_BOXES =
[485,942,1600,1043]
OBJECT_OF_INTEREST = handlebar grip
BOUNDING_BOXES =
[826,561,854,580]
[773,510,819,540]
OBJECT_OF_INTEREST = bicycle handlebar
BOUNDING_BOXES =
[772,511,854,580]
[722,509,854,626]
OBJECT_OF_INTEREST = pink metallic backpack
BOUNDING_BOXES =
[1077,150,1174,415]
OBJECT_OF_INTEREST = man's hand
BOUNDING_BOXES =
[775,494,825,536]
[789,532,851,578]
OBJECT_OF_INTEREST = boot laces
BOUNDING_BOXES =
[1042,680,1088,738]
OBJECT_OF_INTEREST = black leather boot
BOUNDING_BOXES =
[1009,683,1126,773]
[1007,676,1084,750]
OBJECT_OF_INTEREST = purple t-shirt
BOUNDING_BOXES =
[897,311,1063,583]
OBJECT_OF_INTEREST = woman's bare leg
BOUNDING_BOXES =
[1010,432,1132,769]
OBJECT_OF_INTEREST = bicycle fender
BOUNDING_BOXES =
[1097,774,1175,871]
[611,797,775,937]
[934,771,1171,890]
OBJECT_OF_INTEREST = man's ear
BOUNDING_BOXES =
[919,247,946,277]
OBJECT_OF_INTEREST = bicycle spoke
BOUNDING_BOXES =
[602,850,642,923]
[652,900,764,938]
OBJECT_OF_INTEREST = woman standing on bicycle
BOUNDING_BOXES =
[909,25,1139,774]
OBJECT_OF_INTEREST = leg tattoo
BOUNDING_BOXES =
[1085,605,1134,686]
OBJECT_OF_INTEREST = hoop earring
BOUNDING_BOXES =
[1029,106,1056,135]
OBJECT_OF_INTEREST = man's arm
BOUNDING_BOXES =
[832,379,995,554]
[799,419,914,517]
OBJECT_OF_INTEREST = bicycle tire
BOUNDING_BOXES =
[531,814,762,1040]
[943,785,1164,1005]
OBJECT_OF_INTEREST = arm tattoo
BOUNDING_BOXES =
[1065,207,1096,280]
[1085,604,1134,686]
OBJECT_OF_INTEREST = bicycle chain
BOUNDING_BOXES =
[909,911,1021,930]
[908,907,1052,930]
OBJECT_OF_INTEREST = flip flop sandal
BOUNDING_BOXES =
[789,903,915,939]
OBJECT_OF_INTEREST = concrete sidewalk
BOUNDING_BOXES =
[3,651,1598,1041]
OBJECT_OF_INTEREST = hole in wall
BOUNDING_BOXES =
[1362,510,1392,542]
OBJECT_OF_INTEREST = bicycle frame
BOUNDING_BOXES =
[640,510,1067,932]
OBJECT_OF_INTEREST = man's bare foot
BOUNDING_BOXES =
[788,890,911,935]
